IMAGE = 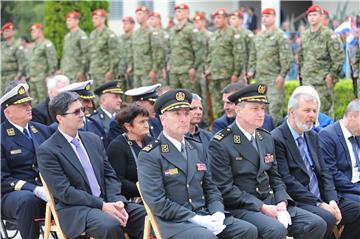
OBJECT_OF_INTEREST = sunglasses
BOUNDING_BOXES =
[62,107,86,116]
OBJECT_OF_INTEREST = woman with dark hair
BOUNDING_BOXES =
[107,103,153,201]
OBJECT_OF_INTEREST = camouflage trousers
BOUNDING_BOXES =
[169,72,200,93]
[1,72,17,94]
[210,78,230,119]
[312,84,334,118]
[197,71,210,125]
[133,74,152,88]
[29,76,47,105]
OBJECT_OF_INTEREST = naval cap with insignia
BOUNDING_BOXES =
[94,80,123,96]
[0,83,32,108]
[154,89,192,115]
[125,83,161,102]
[58,80,95,99]
[228,83,269,104]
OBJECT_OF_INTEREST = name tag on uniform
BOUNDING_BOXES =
[164,168,179,176]
[196,163,207,171]
[10,149,22,155]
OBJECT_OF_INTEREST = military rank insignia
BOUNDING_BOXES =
[7,128,15,136]
[99,113,105,119]
[143,144,153,152]
[30,125,38,133]
[161,144,169,153]
[256,131,263,140]
[233,135,241,144]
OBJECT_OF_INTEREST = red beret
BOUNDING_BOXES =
[149,12,161,18]
[135,6,149,13]
[323,9,329,15]
[175,4,189,10]
[261,8,276,15]
[193,13,206,21]
[212,8,228,18]
[29,23,43,32]
[92,9,107,17]
[2,22,15,31]
[232,10,244,18]
[66,11,80,19]
[122,16,135,23]
[306,5,323,15]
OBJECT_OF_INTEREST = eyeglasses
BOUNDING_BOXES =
[62,107,86,116]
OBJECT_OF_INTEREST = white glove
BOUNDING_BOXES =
[210,211,226,235]
[277,210,292,228]
[33,186,48,202]
[189,215,222,232]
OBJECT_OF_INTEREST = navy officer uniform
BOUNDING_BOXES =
[1,83,51,239]
[91,81,124,134]
[55,80,109,147]
[137,89,258,239]
[208,84,326,239]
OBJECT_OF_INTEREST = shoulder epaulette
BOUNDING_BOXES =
[142,139,161,153]
[257,127,270,134]
[213,127,232,141]
[256,128,270,141]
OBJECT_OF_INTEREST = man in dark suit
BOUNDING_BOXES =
[37,91,146,239]
[319,99,360,202]
[1,83,51,239]
[32,74,70,125]
[272,86,360,239]
[137,89,258,239]
[209,83,326,239]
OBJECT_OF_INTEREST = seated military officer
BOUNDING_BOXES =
[208,83,327,239]
[91,80,123,133]
[56,80,108,147]
[137,89,258,239]
[1,83,51,239]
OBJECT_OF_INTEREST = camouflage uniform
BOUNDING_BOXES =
[298,26,344,117]
[249,28,292,124]
[168,22,198,91]
[60,28,88,83]
[352,38,359,96]
[130,25,157,88]
[193,29,212,124]
[28,38,57,103]
[151,28,170,86]
[235,28,255,75]
[88,27,119,89]
[207,26,246,118]
[1,39,26,93]
[118,32,132,90]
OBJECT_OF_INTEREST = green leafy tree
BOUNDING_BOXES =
[44,1,109,60]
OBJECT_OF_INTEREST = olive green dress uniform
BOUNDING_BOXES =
[207,26,246,117]
[28,38,57,103]
[130,25,157,88]
[298,25,344,117]
[1,40,26,93]
[60,28,88,83]
[90,107,113,134]
[248,28,292,124]
[118,32,133,90]
[168,22,199,92]
[150,28,170,86]
[88,27,119,89]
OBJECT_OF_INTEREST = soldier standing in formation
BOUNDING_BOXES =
[192,13,212,125]
[1,23,26,93]
[298,5,344,117]
[129,6,157,88]
[168,4,198,92]
[28,23,57,104]
[88,9,119,89]
[206,9,245,118]
[119,16,135,91]
[60,11,88,83]
[248,8,292,125]
[148,12,170,87]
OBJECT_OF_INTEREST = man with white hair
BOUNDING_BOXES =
[319,99,360,202]
[32,74,70,125]
[272,85,360,239]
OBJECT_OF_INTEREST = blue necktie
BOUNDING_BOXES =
[23,128,32,141]
[297,136,321,198]
[71,138,101,197]
[181,142,187,160]
[348,136,360,172]
[250,135,258,152]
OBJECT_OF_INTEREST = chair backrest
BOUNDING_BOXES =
[136,182,163,239]
[40,174,68,239]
